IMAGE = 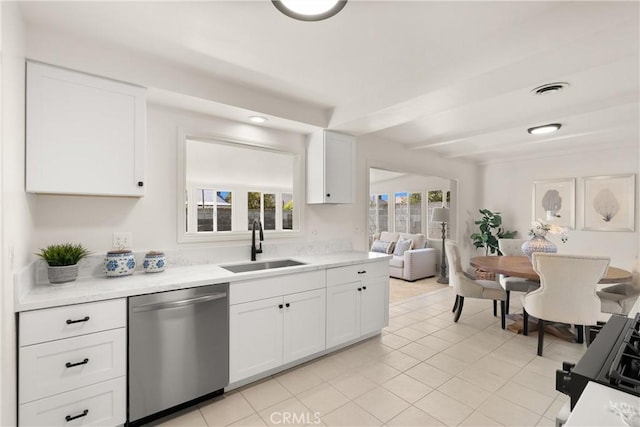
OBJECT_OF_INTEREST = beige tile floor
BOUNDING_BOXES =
[152,285,586,427]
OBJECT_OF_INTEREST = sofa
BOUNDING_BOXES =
[370,231,437,281]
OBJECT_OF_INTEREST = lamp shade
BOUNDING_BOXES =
[431,207,449,223]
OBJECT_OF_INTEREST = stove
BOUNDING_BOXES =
[556,313,640,409]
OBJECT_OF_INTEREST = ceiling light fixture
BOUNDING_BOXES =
[249,116,268,123]
[527,123,562,135]
[272,0,347,21]
[531,82,569,96]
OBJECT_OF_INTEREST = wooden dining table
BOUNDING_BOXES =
[470,256,632,284]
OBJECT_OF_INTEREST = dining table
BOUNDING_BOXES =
[470,255,633,284]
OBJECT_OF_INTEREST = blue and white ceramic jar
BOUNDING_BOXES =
[105,250,136,277]
[143,251,166,273]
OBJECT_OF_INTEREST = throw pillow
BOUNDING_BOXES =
[393,238,413,256]
[370,240,393,254]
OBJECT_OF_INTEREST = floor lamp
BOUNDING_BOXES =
[431,207,449,284]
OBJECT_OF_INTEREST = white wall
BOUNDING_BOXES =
[370,173,450,195]
[482,147,639,272]
[1,3,28,425]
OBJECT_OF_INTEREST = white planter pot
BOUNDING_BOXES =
[47,264,78,284]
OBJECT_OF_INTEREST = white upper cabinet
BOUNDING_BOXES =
[306,130,354,204]
[26,62,146,197]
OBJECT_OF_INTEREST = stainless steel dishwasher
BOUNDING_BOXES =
[128,283,229,426]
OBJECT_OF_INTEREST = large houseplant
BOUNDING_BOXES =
[470,209,517,256]
[36,243,91,284]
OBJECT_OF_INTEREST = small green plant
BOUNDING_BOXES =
[470,209,517,256]
[35,243,91,266]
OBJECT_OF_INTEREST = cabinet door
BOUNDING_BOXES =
[230,297,283,383]
[283,289,326,364]
[26,62,146,196]
[324,131,354,204]
[360,276,389,336]
[326,282,361,348]
[306,130,354,204]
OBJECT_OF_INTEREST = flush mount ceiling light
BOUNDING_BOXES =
[527,123,562,135]
[531,82,569,96]
[248,116,268,123]
[272,0,347,21]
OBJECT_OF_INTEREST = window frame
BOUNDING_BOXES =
[177,130,303,243]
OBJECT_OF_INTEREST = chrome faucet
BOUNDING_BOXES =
[251,219,264,261]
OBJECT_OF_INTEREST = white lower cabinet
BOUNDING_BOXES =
[230,288,326,383]
[230,296,284,382]
[18,299,126,427]
[19,377,126,427]
[326,261,389,348]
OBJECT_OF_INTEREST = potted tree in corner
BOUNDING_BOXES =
[470,209,517,279]
[36,243,91,285]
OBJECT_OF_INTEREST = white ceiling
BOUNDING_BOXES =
[18,1,640,164]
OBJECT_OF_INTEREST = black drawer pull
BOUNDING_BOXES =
[357,270,366,274]
[278,304,284,309]
[65,358,89,368]
[65,409,88,422]
[362,286,367,290]
[285,303,290,308]
[66,316,90,325]
[357,287,362,291]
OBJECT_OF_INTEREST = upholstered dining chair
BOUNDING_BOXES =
[522,253,610,356]
[445,241,506,329]
[497,239,540,314]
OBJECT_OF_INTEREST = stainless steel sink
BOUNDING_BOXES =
[220,259,306,273]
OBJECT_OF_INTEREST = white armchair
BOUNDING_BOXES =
[523,253,610,356]
[372,232,437,281]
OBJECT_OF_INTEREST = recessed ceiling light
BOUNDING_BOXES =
[527,123,562,135]
[531,82,569,96]
[249,116,268,123]
[272,0,347,21]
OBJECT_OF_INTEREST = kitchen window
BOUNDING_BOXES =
[179,135,302,242]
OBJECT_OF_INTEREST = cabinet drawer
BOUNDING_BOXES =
[19,376,126,427]
[326,261,389,287]
[19,328,126,404]
[20,299,126,346]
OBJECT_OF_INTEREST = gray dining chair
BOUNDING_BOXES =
[522,253,609,356]
[497,239,540,314]
[445,241,506,329]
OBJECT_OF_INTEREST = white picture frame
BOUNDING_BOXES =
[583,174,635,231]
[532,178,576,229]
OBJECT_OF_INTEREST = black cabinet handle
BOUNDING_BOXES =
[285,303,290,308]
[65,410,88,422]
[357,270,366,274]
[137,181,144,187]
[357,288,362,291]
[326,193,331,197]
[362,286,367,290]
[66,316,90,325]
[278,304,284,309]
[65,358,89,368]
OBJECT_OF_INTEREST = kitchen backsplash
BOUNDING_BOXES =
[25,238,354,287]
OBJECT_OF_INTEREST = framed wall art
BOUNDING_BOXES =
[583,174,635,231]
[532,178,576,229]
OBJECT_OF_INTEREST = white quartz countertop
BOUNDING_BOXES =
[565,382,640,426]
[16,251,391,312]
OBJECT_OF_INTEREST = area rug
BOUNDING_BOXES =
[389,276,448,303]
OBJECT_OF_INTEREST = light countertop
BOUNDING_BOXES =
[16,251,391,312]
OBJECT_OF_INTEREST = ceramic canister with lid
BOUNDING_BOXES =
[105,250,136,277]
[143,251,166,273]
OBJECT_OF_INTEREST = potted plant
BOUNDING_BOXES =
[470,209,518,256]
[36,243,91,284]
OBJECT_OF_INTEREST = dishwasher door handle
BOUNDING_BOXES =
[132,293,227,312]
